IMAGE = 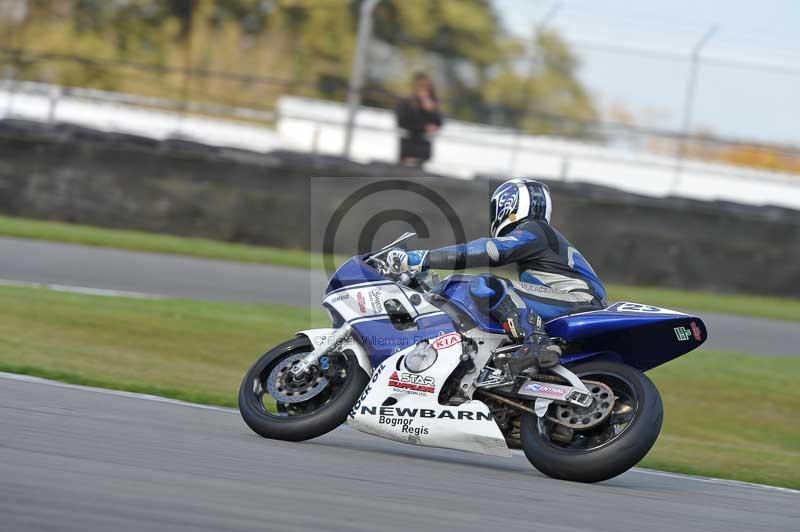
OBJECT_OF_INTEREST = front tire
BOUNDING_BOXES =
[519,360,663,483]
[238,337,370,442]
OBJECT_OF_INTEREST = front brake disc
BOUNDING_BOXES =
[266,353,329,404]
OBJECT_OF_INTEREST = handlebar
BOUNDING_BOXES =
[360,233,439,293]
[366,255,438,293]
[366,255,413,286]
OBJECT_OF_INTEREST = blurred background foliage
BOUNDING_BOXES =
[0,0,599,138]
[2,0,798,171]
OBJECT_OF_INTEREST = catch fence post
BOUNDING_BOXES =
[560,155,570,182]
[342,0,381,159]
[672,25,717,193]
[47,84,62,124]
[311,122,321,154]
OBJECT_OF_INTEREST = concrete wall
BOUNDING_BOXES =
[1,119,798,296]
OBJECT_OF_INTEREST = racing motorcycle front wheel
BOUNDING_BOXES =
[519,360,663,483]
[238,337,370,442]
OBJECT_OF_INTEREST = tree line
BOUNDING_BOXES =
[0,0,599,138]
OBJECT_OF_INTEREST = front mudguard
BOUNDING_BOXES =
[295,328,373,375]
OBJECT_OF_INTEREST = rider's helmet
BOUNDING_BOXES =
[490,178,552,238]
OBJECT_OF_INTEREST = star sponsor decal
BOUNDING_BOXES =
[388,370,435,394]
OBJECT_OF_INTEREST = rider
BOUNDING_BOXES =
[388,178,607,373]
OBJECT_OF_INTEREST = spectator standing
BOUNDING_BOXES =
[395,73,443,167]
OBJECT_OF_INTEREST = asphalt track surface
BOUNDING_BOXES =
[1,237,798,356]
[1,373,797,532]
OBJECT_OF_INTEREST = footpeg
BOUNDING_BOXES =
[475,365,514,389]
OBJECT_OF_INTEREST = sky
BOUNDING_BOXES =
[492,0,800,146]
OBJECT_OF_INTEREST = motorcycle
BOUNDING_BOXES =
[239,232,707,483]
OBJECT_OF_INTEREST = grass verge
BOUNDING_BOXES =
[642,351,799,488]
[0,214,319,269]
[0,284,327,407]
[0,284,797,488]
[2,214,800,321]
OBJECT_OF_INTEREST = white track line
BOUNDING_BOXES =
[0,278,165,299]
[0,372,235,413]
[0,371,797,496]
[626,468,799,495]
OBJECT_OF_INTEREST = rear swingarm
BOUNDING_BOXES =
[478,364,616,429]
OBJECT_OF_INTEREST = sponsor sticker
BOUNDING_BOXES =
[431,333,461,351]
[330,293,349,303]
[377,416,429,436]
[368,287,382,313]
[690,321,703,342]
[674,326,692,342]
[523,382,568,398]
[388,371,435,395]
[349,364,384,418]
[358,405,493,421]
[356,291,367,313]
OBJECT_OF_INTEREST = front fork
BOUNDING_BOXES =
[290,324,352,377]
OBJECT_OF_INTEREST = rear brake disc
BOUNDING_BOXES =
[548,380,615,430]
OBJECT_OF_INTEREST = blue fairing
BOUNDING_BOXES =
[433,275,506,334]
[325,257,385,293]
[351,318,456,366]
[434,275,707,371]
[548,303,707,371]
[326,257,456,366]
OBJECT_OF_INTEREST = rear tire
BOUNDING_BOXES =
[519,360,663,483]
[238,337,370,442]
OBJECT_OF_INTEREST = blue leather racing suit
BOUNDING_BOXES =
[411,220,607,322]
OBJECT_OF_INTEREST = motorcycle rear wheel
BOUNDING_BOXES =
[238,337,370,442]
[519,360,663,483]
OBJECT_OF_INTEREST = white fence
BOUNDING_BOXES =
[277,96,800,210]
[2,81,799,210]
[0,81,287,153]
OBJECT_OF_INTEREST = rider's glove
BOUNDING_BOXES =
[386,249,410,273]
[386,249,429,274]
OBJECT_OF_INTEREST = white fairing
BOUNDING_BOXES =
[347,332,510,457]
[322,281,444,323]
[295,328,372,373]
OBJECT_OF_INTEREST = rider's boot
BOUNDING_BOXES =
[489,293,561,374]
